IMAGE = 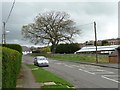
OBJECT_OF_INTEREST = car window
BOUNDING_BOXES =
[37,58,46,60]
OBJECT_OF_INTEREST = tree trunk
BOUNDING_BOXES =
[51,44,57,54]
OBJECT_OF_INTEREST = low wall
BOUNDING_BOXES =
[109,56,119,63]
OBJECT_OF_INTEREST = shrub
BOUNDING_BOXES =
[41,46,51,53]
[2,47,22,88]
[2,44,22,54]
[55,43,80,54]
[32,50,41,53]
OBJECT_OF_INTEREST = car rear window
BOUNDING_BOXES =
[37,58,46,60]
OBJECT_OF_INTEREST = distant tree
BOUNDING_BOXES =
[41,46,51,53]
[22,11,80,53]
[30,46,35,51]
[32,49,41,53]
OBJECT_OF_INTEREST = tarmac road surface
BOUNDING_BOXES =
[23,55,119,89]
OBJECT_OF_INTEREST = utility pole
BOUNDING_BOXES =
[94,21,98,63]
[2,22,6,44]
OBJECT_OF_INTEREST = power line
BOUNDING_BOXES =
[5,0,15,24]
[2,0,15,44]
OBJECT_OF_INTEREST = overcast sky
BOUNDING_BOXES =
[1,0,119,47]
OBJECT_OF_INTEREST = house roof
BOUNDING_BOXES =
[75,45,119,53]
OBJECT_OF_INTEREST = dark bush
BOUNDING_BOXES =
[32,50,41,53]
[2,44,22,54]
[55,43,80,54]
[2,47,22,88]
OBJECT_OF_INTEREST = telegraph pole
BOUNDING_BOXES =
[2,22,6,44]
[94,21,98,63]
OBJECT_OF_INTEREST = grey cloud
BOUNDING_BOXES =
[82,2,117,16]
[2,2,118,45]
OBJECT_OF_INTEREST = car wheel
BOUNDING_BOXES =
[46,65,49,67]
[34,63,37,66]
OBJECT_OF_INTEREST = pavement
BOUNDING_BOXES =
[16,64,41,88]
[16,55,43,88]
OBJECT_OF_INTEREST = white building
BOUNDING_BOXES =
[75,45,119,54]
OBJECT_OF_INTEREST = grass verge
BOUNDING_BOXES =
[49,54,108,63]
[27,64,75,89]
[30,53,109,63]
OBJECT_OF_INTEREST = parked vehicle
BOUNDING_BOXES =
[33,56,49,67]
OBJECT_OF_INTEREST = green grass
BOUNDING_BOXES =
[48,54,108,63]
[27,64,74,89]
[30,53,109,63]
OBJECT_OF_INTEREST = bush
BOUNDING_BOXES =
[2,47,22,88]
[41,46,51,53]
[55,43,80,54]
[2,44,22,54]
[32,50,41,53]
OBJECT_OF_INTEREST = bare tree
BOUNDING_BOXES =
[22,11,80,53]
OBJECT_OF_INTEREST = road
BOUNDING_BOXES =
[23,55,119,89]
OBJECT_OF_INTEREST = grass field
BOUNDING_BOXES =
[31,53,109,63]
[27,64,75,89]
[48,54,108,63]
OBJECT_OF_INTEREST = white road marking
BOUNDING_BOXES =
[55,63,62,65]
[64,64,74,68]
[94,71,114,74]
[96,69,105,71]
[79,69,95,75]
[71,65,80,67]
[55,62,119,84]
[103,75,119,77]
[83,68,104,72]
[101,75,120,83]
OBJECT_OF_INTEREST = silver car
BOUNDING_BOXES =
[33,56,49,67]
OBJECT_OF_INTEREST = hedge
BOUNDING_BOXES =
[55,43,80,54]
[2,47,22,88]
[2,44,22,54]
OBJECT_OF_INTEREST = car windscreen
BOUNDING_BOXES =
[37,58,46,60]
